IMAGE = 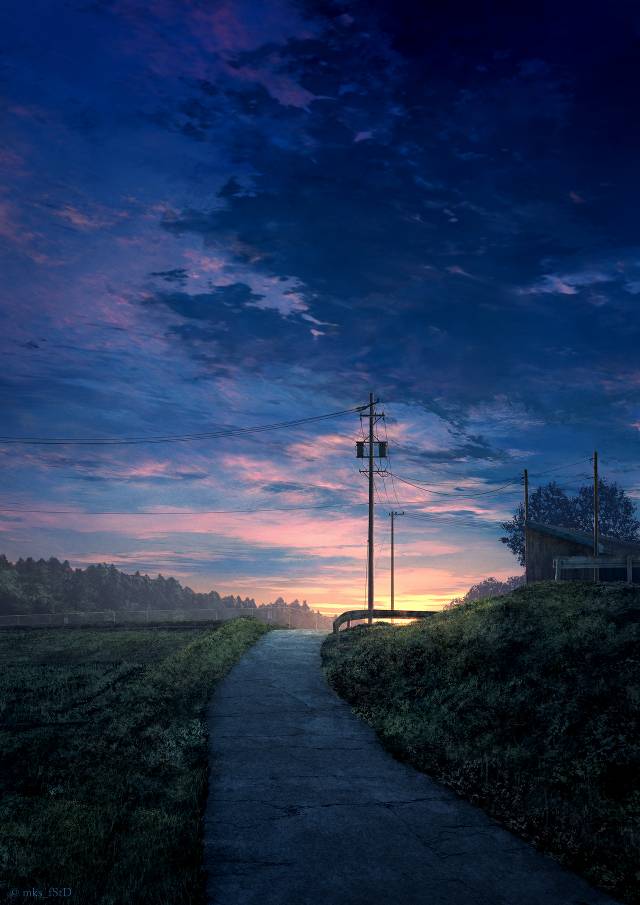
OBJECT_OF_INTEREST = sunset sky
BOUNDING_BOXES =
[2,0,640,613]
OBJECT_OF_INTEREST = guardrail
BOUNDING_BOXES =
[332,608,439,633]
[0,606,333,630]
[553,555,639,582]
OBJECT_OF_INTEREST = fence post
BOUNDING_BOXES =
[627,555,633,584]
[554,559,561,581]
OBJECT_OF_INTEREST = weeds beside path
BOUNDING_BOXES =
[0,617,270,905]
[322,582,640,904]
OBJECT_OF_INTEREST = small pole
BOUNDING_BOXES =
[391,511,394,611]
[593,450,599,582]
[389,511,404,610]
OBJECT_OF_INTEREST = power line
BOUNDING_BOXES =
[526,457,592,479]
[381,415,403,508]
[391,472,521,499]
[401,512,504,526]
[379,508,512,526]
[389,471,518,489]
[381,454,592,488]
[0,405,365,446]
[0,501,364,515]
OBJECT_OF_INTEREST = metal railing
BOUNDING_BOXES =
[0,606,333,630]
[553,555,639,582]
[332,608,439,633]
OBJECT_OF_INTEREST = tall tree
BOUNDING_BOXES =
[500,479,640,566]
[572,480,640,540]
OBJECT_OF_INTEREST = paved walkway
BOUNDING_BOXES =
[204,630,619,905]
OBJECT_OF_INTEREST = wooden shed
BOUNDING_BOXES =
[525,521,640,584]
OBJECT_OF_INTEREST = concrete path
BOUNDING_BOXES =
[204,630,619,905]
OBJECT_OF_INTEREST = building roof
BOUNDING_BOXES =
[526,521,640,554]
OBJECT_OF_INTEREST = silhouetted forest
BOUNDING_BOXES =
[0,555,307,616]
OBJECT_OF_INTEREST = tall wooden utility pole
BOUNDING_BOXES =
[523,468,529,582]
[593,450,599,582]
[367,392,375,623]
[355,394,387,626]
[389,510,404,610]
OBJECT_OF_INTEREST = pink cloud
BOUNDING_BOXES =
[51,203,129,232]
[219,453,295,487]
[287,433,353,460]
[112,0,319,106]
[0,199,58,265]
[521,270,613,297]
[223,62,316,109]
[189,0,318,57]
[7,104,48,121]
[4,499,517,612]
[0,148,27,175]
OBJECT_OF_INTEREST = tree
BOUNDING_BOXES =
[572,480,640,540]
[500,478,640,566]
[446,574,525,609]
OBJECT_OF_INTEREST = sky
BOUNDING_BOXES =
[1,0,640,613]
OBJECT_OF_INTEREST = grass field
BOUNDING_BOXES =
[322,582,640,904]
[0,617,271,905]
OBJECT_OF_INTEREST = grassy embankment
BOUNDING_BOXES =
[0,617,271,905]
[322,582,639,904]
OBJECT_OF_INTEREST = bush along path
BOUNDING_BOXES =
[322,581,640,905]
[204,627,620,905]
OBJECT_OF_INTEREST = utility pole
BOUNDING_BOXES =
[355,394,387,625]
[368,392,374,622]
[523,468,529,582]
[593,450,599,582]
[389,510,404,610]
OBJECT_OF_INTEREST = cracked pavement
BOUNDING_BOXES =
[204,629,619,905]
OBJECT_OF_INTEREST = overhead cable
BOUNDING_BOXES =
[0,405,366,446]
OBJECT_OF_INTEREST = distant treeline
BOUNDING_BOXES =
[0,555,314,617]
[447,574,525,608]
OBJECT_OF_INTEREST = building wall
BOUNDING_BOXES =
[525,529,592,583]
[525,526,640,583]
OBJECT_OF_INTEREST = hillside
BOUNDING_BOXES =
[322,582,640,904]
